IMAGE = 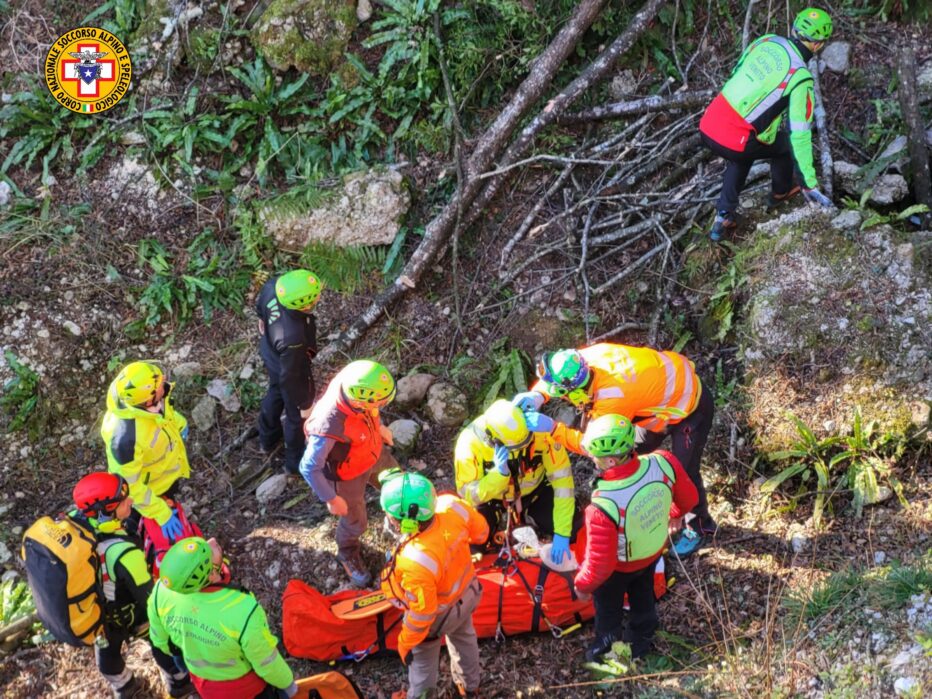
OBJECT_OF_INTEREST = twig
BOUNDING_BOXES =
[556,89,715,125]
[742,0,759,51]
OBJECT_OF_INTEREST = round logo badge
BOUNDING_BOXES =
[44,27,132,114]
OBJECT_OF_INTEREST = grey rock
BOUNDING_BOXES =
[0,540,11,564]
[873,551,887,565]
[172,361,203,379]
[261,168,410,249]
[790,533,808,554]
[866,485,893,505]
[256,473,289,504]
[388,419,420,454]
[395,373,437,409]
[0,181,11,207]
[191,394,216,432]
[831,210,861,231]
[1,570,19,583]
[239,363,255,380]
[253,0,356,75]
[266,558,282,580]
[918,60,932,97]
[833,160,861,194]
[356,0,372,21]
[62,320,81,336]
[820,41,850,74]
[893,677,918,697]
[910,401,930,428]
[207,378,241,413]
[425,382,470,427]
[870,174,909,205]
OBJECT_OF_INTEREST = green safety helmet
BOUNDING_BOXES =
[481,399,532,450]
[112,361,164,407]
[793,7,832,42]
[275,269,323,311]
[158,537,214,594]
[583,414,636,459]
[536,349,590,395]
[340,360,396,409]
[379,468,437,534]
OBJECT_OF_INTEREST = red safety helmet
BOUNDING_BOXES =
[73,472,129,517]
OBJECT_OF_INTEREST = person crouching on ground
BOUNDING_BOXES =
[573,415,698,661]
[379,469,488,699]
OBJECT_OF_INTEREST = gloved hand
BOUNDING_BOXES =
[160,511,184,543]
[524,411,554,434]
[279,681,299,698]
[512,391,544,412]
[803,187,833,208]
[181,425,189,441]
[550,534,571,564]
[493,444,511,476]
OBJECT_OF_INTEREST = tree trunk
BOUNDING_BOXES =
[896,45,932,216]
[316,0,611,362]
[809,59,834,198]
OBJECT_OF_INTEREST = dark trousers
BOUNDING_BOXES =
[593,560,659,657]
[701,131,795,214]
[258,361,306,474]
[475,481,583,549]
[96,623,180,685]
[636,384,714,529]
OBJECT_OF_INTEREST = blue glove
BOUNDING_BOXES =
[550,534,571,564]
[181,425,189,441]
[160,511,184,543]
[524,411,554,434]
[493,444,511,477]
[803,187,833,208]
[512,391,544,412]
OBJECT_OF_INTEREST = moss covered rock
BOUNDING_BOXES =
[740,210,931,451]
[252,0,357,75]
[259,167,410,249]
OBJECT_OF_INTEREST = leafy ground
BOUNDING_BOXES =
[2,1,931,698]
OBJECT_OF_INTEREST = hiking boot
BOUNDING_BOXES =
[337,550,372,587]
[455,681,481,697]
[672,518,716,558]
[709,212,737,242]
[112,676,144,699]
[767,185,801,210]
[168,678,196,699]
[584,631,619,662]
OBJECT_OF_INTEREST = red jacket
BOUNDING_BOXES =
[574,450,697,594]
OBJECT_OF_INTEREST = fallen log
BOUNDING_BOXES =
[556,89,714,125]
[316,0,611,362]
[809,58,834,197]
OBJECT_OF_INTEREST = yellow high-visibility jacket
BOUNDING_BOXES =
[454,419,575,538]
[100,382,189,525]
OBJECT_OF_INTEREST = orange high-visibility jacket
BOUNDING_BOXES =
[380,494,489,661]
[533,343,702,454]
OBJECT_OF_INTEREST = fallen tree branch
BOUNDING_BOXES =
[464,0,667,233]
[0,613,38,643]
[556,89,714,125]
[316,0,611,362]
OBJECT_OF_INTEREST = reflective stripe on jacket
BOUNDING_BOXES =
[453,421,575,537]
[699,35,818,187]
[536,343,701,454]
[304,370,385,482]
[147,582,294,690]
[380,494,489,662]
[100,384,189,525]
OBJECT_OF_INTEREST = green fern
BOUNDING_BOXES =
[299,242,388,295]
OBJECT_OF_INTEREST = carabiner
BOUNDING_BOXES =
[495,623,506,645]
[551,622,582,638]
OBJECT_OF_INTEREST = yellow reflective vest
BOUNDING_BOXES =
[100,382,189,525]
[453,419,575,538]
